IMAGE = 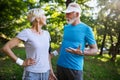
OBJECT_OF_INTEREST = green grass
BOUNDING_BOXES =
[0,47,26,80]
[0,47,120,80]
[84,55,120,80]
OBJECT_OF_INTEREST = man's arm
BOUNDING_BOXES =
[66,44,98,56]
[84,44,98,56]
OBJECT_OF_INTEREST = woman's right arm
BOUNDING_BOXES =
[2,37,36,66]
[2,37,21,62]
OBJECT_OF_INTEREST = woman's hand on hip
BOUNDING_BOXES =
[22,58,36,67]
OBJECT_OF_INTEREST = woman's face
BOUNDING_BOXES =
[40,14,47,25]
[34,14,47,26]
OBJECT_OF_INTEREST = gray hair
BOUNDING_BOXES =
[27,8,45,22]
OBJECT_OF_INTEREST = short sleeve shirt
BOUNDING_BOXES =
[16,29,51,73]
[57,22,96,70]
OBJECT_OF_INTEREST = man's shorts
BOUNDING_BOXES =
[57,65,83,80]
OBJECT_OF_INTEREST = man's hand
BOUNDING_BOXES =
[22,58,36,67]
[66,45,83,55]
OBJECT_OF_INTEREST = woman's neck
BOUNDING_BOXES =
[31,24,43,34]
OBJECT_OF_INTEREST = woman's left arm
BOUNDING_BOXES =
[48,54,57,80]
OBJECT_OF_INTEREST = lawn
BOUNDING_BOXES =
[0,47,120,80]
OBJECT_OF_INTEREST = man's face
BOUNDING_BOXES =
[66,12,76,19]
[65,12,78,24]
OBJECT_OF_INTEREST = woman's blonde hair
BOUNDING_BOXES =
[27,8,45,22]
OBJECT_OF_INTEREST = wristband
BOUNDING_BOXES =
[52,50,58,56]
[82,51,84,55]
[16,58,24,66]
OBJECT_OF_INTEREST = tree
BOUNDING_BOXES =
[97,0,120,61]
[0,0,97,49]
[0,0,29,37]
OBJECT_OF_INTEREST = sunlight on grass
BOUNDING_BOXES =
[116,55,120,59]
[17,43,24,47]
[117,68,120,75]
[116,55,120,75]
[97,54,110,62]
[0,56,9,61]
[97,57,108,62]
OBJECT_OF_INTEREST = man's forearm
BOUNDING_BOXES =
[84,48,98,56]
[84,44,98,56]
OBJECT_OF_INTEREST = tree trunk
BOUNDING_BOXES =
[66,0,72,7]
[99,33,106,55]
[110,32,120,61]
[99,23,107,56]
[108,29,114,56]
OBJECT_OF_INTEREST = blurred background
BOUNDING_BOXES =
[0,0,120,80]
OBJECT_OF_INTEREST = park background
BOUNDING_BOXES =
[0,0,120,80]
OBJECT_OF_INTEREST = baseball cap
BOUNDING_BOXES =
[64,2,82,13]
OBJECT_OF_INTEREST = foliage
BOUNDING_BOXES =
[0,0,28,37]
[0,0,97,48]
[1,0,120,59]
[97,0,120,45]
[43,3,66,47]
[96,0,120,60]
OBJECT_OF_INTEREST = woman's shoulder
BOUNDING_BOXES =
[42,30,50,35]
[23,28,31,31]
[43,30,49,33]
[20,28,31,33]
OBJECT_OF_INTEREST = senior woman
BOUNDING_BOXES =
[2,8,57,80]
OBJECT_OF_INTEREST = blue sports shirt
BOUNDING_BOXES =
[57,22,96,70]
